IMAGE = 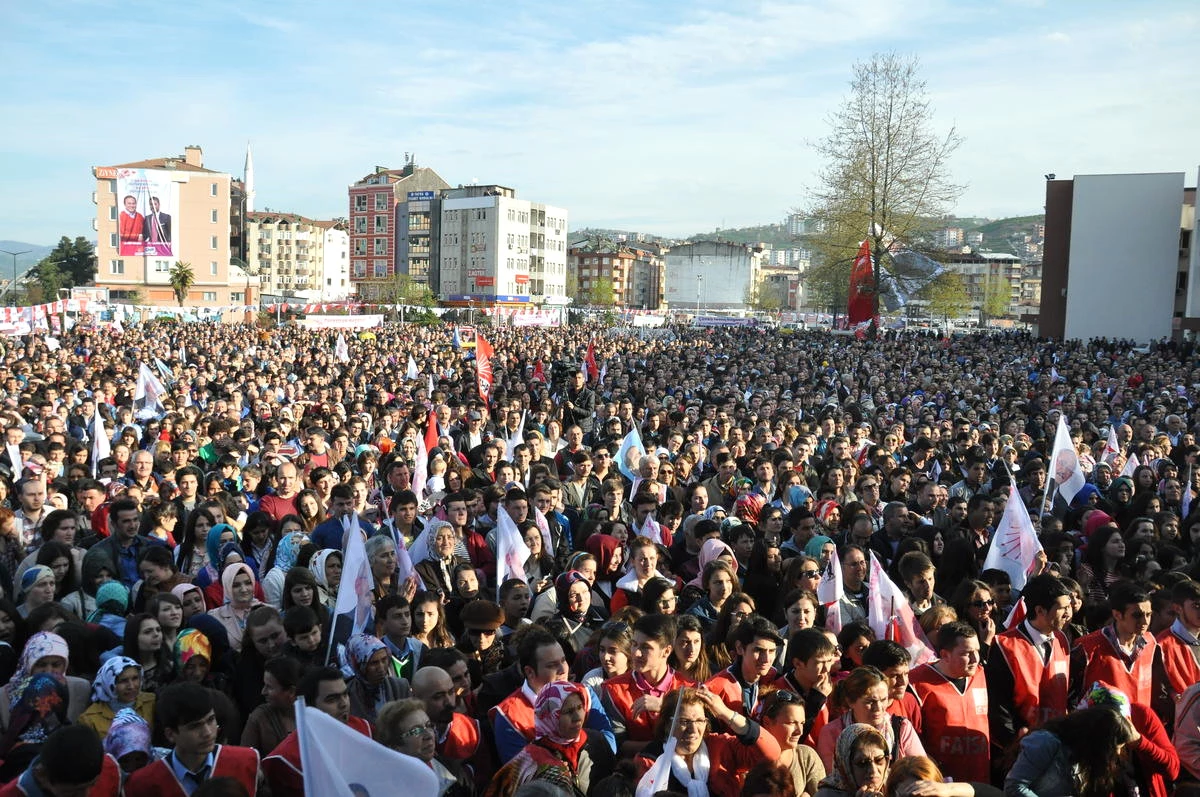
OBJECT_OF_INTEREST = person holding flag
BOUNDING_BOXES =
[475,334,495,403]
[985,574,1073,770]
[563,370,597,437]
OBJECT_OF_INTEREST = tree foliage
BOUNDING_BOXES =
[42,236,96,287]
[26,259,64,304]
[383,273,436,307]
[923,271,970,320]
[745,278,788,312]
[169,261,195,306]
[981,274,1011,323]
[805,53,964,317]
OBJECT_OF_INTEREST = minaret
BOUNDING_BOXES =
[244,141,256,213]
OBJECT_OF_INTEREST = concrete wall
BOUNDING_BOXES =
[664,241,758,310]
[1064,173,1184,341]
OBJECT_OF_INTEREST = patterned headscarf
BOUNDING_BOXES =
[91,656,141,709]
[12,632,69,692]
[786,484,813,509]
[174,628,212,672]
[93,581,130,615]
[819,723,888,793]
[309,549,340,592]
[347,634,389,678]
[19,565,54,600]
[735,493,765,524]
[814,500,841,527]
[104,708,152,763]
[0,673,69,754]
[532,681,589,771]
[555,570,590,623]
[1078,680,1133,718]
[274,530,307,573]
[221,562,256,607]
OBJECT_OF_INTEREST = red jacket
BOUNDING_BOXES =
[1129,701,1179,797]
[439,711,480,761]
[1155,625,1200,698]
[263,716,371,797]
[125,745,260,797]
[0,755,121,797]
[705,664,777,717]
[1074,628,1158,707]
[909,662,990,785]
[601,670,695,742]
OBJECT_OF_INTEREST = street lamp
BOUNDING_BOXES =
[0,249,30,306]
[696,274,704,317]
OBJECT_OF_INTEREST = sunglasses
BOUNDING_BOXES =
[970,599,996,609]
[800,570,821,579]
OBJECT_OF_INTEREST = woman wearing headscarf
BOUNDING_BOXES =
[484,681,595,797]
[0,631,89,730]
[202,541,259,609]
[804,535,837,567]
[680,537,740,609]
[345,633,411,723]
[208,562,263,652]
[584,534,623,609]
[0,673,71,781]
[61,545,116,620]
[76,656,155,738]
[15,565,56,619]
[104,707,157,777]
[308,549,342,612]
[261,527,308,607]
[542,570,605,665]
[815,723,889,797]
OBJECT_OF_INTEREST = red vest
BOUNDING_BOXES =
[439,711,480,760]
[489,687,535,745]
[886,690,923,735]
[0,755,121,797]
[1075,628,1156,707]
[601,670,695,742]
[995,626,1070,729]
[705,665,778,717]
[125,745,260,797]
[770,671,830,747]
[1155,626,1200,698]
[909,663,990,784]
[263,716,371,797]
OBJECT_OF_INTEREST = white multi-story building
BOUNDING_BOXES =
[320,225,350,300]
[664,241,764,311]
[438,185,568,304]
[246,212,349,301]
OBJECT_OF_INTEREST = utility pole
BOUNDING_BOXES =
[0,250,30,306]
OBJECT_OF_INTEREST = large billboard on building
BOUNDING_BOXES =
[116,169,178,257]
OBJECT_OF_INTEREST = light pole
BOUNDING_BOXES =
[0,250,30,306]
[696,274,703,317]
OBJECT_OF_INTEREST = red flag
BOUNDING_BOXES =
[584,342,599,382]
[847,239,875,325]
[476,335,495,404]
[531,360,546,383]
[423,406,439,454]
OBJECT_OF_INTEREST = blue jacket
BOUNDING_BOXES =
[311,515,378,550]
[1005,730,1076,797]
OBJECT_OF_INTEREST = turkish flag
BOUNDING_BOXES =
[476,334,495,403]
[423,405,439,454]
[584,342,599,382]
[847,239,875,325]
[531,360,546,383]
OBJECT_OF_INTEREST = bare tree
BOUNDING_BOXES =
[805,53,964,318]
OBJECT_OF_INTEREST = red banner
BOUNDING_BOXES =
[847,239,875,325]
[476,335,495,403]
[584,342,599,382]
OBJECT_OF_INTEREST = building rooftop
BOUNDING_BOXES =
[107,157,224,174]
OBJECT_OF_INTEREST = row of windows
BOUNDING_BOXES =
[108,233,221,249]
[443,208,488,222]
[352,193,392,212]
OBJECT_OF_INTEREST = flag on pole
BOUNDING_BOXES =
[494,506,531,600]
[1046,416,1086,506]
[867,552,935,666]
[847,239,875,325]
[533,505,555,557]
[505,411,526,460]
[1103,426,1121,464]
[584,342,599,382]
[334,333,350,364]
[423,407,440,458]
[615,426,647,483]
[426,371,435,400]
[410,429,428,499]
[475,334,495,403]
[983,484,1043,592]
[134,363,166,420]
[817,546,845,634]
[91,403,110,478]
[295,699,438,797]
[406,355,419,381]
[636,698,683,797]
[1120,451,1140,478]
[531,360,546,383]
[877,249,946,311]
[327,515,373,665]
[452,326,462,350]
[1183,466,1194,519]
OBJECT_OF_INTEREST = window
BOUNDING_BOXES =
[210,236,218,249]
[109,259,124,275]
[110,233,118,247]
[211,209,219,223]
[211,261,219,276]
[353,260,367,278]
[374,215,388,233]
[354,195,368,212]
[202,291,217,301]
[211,183,218,197]
[231,292,244,303]
[109,207,117,221]
[355,217,367,234]
[153,260,170,274]
[375,193,388,211]
[354,240,367,256]
[373,238,387,255]
[373,259,388,277]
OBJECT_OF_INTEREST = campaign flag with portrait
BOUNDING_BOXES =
[115,168,177,257]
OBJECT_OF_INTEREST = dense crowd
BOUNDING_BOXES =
[0,318,1198,797]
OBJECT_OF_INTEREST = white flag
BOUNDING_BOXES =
[495,504,531,599]
[295,701,438,797]
[134,363,166,419]
[411,430,428,499]
[533,505,554,556]
[178,345,187,364]
[817,545,844,634]
[426,371,435,399]
[1121,451,1140,478]
[867,552,935,666]
[330,515,374,655]
[44,336,60,351]
[91,403,110,478]
[636,736,678,797]
[504,410,526,461]
[1103,425,1121,464]
[1046,416,1085,505]
[334,333,350,364]
[983,484,1043,592]
[406,354,419,381]
[615,426,647,483]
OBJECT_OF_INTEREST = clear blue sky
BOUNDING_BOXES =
[2,0,1196,245]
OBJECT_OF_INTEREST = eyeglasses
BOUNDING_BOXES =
[676,719,708,731]
[970,599,996,609]
[800,570,821,579]
[399,721,436,738]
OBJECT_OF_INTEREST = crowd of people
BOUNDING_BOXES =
[0,318,1198,797]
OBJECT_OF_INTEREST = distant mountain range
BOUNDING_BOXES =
[0,242,52,277]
